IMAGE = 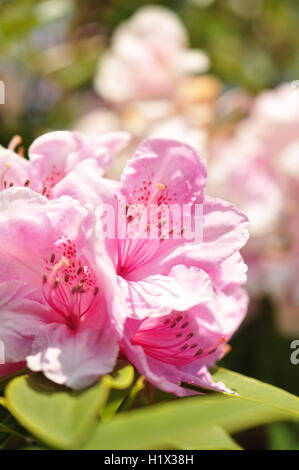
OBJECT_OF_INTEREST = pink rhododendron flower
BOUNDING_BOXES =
[94,6,209,104]
[56,137,249,394]
[0,187,118,389]
[0,130,129,197]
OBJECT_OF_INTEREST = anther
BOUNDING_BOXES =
[93,287,99,296]
[208,347,217,355]
[156,183,165,191]
[18,146,25,157]
[181,321,189,329]
[24,179,30,187]
[195,348,204,357]
[8,135,22,151]
[50,253,55,263]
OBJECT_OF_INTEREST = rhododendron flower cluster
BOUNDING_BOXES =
[74,6,218,175]
[94,6,209,104]
[208,83,299,335]
[0,132,249,396]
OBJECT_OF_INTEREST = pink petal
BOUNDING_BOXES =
[121,138,207,205]
[0,362,25,379]
[0,188,87,284]
[117,265,214,326]
[29,131,130,191]
[27,323,119,390]
[0,280,48,362]
[0,147,30,189]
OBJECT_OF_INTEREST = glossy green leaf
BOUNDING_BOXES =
[0,368,28,391]
[4,374,108,449]
[80,394,284,449]
[212,368,299,419]
[81,369,299,449]
[169,425,242,450]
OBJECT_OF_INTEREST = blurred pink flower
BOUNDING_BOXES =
[208,83,299,333]
[94,6,209,104]
[0,187,118,389]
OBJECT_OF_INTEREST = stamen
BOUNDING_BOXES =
[132,314,228,366]
[17,146,25,157]
[195,348,204,356]
[42,246,99,331]
[8,135,22,151]
[0,164,12,191]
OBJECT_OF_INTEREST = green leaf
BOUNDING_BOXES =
[4,374,109,449]
[169,425,242,450]
[81,369,299,449]
[212,368,299,420]
[80,395,283,449]
[0,368,28,391]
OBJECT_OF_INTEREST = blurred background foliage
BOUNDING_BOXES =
[1,0,299,147]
